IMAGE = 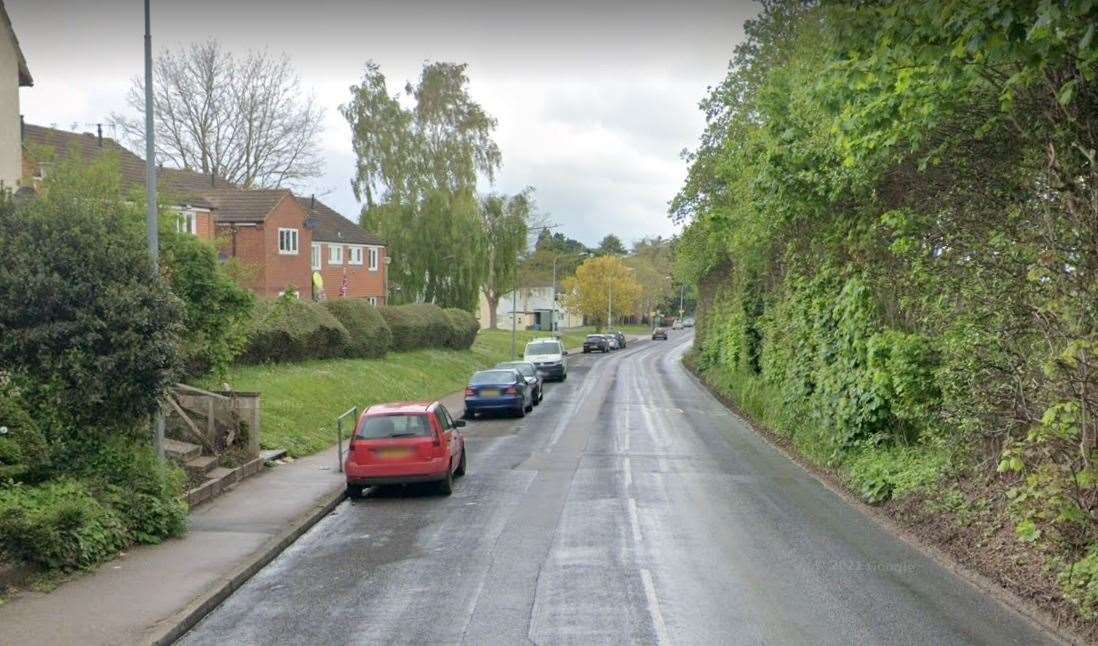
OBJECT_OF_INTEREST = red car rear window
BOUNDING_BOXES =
[356,414,432,440]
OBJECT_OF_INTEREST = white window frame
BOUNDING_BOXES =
[368,246,380,271]
[176,209,197,235]
[348,245,365,266]
[311,243,322,270]
[328,244,343,265]
[368,296,378,306]
[278,228,299,255]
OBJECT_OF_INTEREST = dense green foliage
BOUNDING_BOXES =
[378,303,454,352]
[159,227,255,377]
[0,159,183,433]
[343,61,498,309]
[242,296,352,363]
[479,191,532,329]
[0,389,50,484]
[322,300,392,358]
[443,307,480,349]
[677,0,1098,619]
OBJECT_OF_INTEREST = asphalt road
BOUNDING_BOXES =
[179,332,1057,646]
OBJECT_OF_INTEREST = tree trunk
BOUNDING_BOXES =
[487,292,499,329]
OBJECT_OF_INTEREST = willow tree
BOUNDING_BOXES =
[480,191,532,329]
[341,61,501,309]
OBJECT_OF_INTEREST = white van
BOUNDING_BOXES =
[523,338,568,381]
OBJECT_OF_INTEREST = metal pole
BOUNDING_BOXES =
[511,264,518,360]
[607,278,612,332]
[145,0,164,460]
[550,256,557,334]
[679,284,685,317]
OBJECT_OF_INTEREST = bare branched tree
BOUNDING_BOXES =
[111,40,324,189]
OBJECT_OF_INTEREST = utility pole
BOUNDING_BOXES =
[679,284,685,318]
[607,277,612,332]
[550,255,557,334]
[510,262,518,360]
[145,0,164,460]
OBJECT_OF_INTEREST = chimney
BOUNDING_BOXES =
[310,193,315,209]
[210,173,216,188]
[96,124,102,146]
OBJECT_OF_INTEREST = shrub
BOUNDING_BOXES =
[0,480,129,570]
[0,388,51,484]
[242,296,351,363]
[159,228,254,378]
[1060,546,1098,620]
[75,436,188,544]
[444,307,479,349]
[0,155,183,432]
[322,300,392,358]
[378,303,451,352]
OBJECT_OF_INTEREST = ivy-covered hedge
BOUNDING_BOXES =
[322,300,392,359]
[241,296,351,363]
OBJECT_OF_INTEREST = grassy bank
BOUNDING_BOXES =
[207,328,606,457]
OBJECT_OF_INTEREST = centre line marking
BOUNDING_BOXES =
[641,567,671,645]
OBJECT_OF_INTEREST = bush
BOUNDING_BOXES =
[160,228,254,378]
[378,303,451,352]
[322,300,392,358]
[242,296,351,363]
[443,307,479,349]
[0,480,129,570]
[0,155,183,432]
[75,436,188,544]
[0,388,51,484]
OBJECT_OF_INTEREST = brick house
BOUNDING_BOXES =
[301,197,388,304]
[0,0,32,191]
[20,123,388,302]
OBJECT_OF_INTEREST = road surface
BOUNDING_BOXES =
[179,332,1056,645]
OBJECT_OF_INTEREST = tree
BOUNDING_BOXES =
[112,39,324,189]
[480,191,532,329]
[519,231,589,285]
[624,236,674,321]
[0,153,183,434]
[595,234,627,256]
[561,256,642,331]
[342,61,501,308]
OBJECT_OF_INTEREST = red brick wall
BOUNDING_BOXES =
[218,196,313,298]
[195,210,215,241]
[313,242,387,304]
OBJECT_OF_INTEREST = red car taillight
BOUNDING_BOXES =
[504,386,519,395]
[465,387,475,397]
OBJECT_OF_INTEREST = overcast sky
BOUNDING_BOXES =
[9,0,755,247]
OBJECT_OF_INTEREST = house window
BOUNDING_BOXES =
[176,209,197,235]
[278,228,299,255]
[368,246,380,271]
[328,244,343,265]
[368,296,378,306]
[311,243,321,270]
[349,246,364,266]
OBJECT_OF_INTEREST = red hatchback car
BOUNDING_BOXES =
[344,401,467,498]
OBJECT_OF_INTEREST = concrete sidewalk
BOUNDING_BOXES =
[0,446,346,646]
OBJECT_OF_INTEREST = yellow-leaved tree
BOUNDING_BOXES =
[561,255,642,330]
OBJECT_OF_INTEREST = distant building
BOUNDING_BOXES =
[20,123,389,303]
[478,285,583,331]
[0,0,32,191]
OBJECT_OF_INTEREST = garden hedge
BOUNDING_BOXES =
[443,307,479,349]
[378,303,452,352]
[322,300,392,359]
[241,297,351,363]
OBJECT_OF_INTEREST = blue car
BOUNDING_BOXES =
[463,369,533,419]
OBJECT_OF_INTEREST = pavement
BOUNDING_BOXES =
[172,332,1061,646]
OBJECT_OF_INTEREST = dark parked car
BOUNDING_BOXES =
[496,361,544,405]
[611,331,626,349]
[652,327,668,340]
[583,334,610,353]
[464,369,533,419]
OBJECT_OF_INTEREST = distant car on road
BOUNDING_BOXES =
[344,401,466,498]
[496,361,544,405]
[523,338,568,381]
[583,334,609,353]
[672,319,684,330]
[464,368,533,419]
[683,317,695,328]
[652,327,668,340]
[611,330,626,349]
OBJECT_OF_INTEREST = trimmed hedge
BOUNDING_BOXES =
[444,308,479,349]
[378,303,452,352]
[322,300,392,359]
[242,297,351,363]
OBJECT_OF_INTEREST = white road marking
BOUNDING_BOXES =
[623,456,632,489]
[641,567,671,645]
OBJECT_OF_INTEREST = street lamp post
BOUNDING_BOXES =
[144,0,164,460]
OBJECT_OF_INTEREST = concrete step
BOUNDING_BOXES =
[260,448,288,463]
[184,455,219,475]
[163,438,202,462]
[184,456,265,508]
